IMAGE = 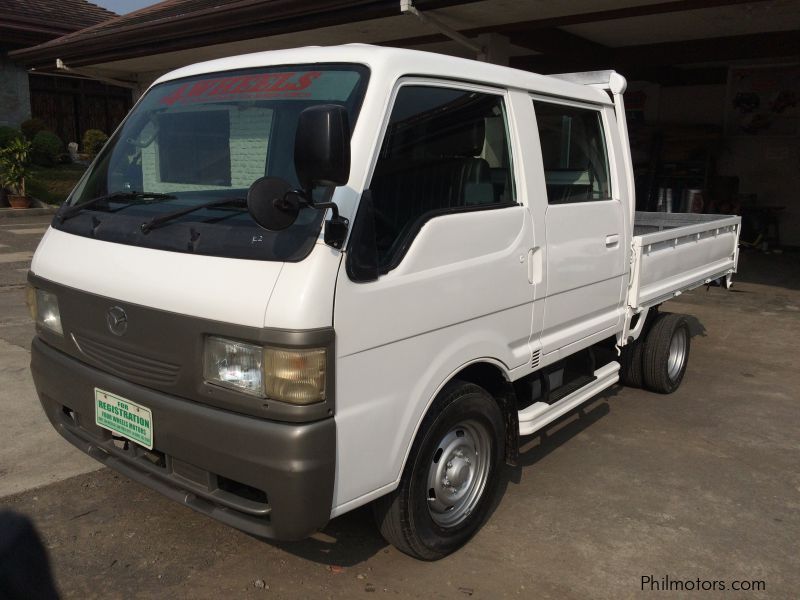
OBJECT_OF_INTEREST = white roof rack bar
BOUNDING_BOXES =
[550,69,627,94]
[551,69,634,225]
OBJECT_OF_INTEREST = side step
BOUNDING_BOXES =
[518,362,620,436]
[549,374,596,404]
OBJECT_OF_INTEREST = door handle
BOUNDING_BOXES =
[528,247,542,284]
[605,234,620,248]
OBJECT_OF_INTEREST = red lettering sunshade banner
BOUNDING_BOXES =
[160,71,324,106]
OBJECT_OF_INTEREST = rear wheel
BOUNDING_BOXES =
[642,313,691,394]
[372,380,505,560]
[620,337,645,388]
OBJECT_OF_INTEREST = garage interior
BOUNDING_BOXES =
[12,0,800,251]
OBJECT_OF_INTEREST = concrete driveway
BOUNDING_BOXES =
[0,215,100,498]
[1,217,798,599]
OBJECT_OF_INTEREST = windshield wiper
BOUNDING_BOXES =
[140,197,246,234]
[56,191,177,223]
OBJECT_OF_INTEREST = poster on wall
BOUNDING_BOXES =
[726,64,800,136]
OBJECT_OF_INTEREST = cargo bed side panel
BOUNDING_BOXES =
[629,212,740,309]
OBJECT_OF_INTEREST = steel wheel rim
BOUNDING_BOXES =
[667,327,688,381]
[426,419,491,528]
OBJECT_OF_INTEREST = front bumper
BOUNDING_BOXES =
[31,336,336,541]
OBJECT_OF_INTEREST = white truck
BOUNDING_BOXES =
[28,45,740,560]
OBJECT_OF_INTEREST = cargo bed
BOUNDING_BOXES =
[628,212,741,310]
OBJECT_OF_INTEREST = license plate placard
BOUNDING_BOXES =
[95,388,153,450]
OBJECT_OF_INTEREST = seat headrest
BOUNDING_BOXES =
[426,119,485,158]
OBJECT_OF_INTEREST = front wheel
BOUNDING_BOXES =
[372,380,505,560]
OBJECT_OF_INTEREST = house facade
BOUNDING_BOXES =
[8,0,800,245]
[1,0,131,143]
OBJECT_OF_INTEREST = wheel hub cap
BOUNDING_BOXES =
[667,327,688,381]
[426,420,491,528]
[446,456,470,489]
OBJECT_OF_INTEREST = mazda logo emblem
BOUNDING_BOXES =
[106,306,128,336]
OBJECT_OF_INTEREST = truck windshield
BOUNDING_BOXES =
[54,64,369,261]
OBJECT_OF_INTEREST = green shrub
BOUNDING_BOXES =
[82,129,108,157]
[21,118,47,140]
[0,126,22,149]
[0,138,32,196]
[31,130,64,167]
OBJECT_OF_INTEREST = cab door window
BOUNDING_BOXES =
[369,85,515,271]
[533,100,611,204]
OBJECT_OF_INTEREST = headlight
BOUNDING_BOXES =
[203,337,264,396]
[28,286,63,335]
[203,336,327,405]
[264,347,326,405]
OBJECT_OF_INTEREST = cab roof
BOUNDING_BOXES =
[151,43,613,106]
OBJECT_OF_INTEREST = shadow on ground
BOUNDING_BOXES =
[270,506,388,566]
[508,388,617,480]
[266,388,624,565]
[684,314,706,338]
[734,248,800,291]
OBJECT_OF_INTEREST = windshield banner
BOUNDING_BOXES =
[160,71,343,105]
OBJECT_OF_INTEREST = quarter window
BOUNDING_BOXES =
[369,85,515,269]
[533,101,611,204]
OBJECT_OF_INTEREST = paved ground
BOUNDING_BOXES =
[1,217,798,599]
[0,215,101,498]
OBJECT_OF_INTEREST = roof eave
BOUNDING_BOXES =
[10,0,476,70]
[11,0,383,68]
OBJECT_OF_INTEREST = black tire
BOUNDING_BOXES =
[642,313,691,394]
[372,380,505,560]
[620,338,645,388]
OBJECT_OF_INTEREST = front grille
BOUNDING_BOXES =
[72,334,180,385]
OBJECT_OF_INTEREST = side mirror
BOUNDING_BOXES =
[246,106,352,245]
[294,105,351,193]
[247,176,299,231]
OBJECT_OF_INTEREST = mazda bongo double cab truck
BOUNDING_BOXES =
[28,45,740,560]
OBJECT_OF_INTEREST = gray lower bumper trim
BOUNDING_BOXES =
[31,336,336,541]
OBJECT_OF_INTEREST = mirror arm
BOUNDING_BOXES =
[318,201,349,249]
[278,190,341,218]
[311,201,340,219]
[279,189,349,249]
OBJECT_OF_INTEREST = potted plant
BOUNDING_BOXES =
[0,138,33,209]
